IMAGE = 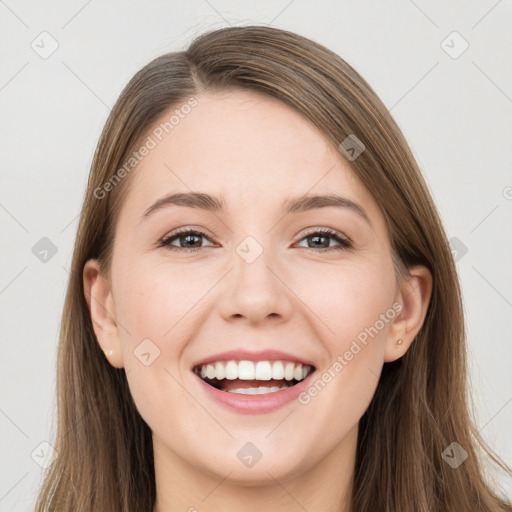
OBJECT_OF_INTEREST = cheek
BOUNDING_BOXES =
[302,258,396,348]
[112,263,201,435]
[295,260,395,419]
[114,252,396,376]
[113,260,206,346]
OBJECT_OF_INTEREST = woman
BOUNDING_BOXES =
[36,25,512,511]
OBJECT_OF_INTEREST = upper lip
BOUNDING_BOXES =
[192,349,316,370]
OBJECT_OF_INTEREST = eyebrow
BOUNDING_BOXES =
[140,191,371,225]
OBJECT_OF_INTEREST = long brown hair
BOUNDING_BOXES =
[36,25,512,511]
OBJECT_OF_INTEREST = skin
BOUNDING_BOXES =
[84,89,432,512]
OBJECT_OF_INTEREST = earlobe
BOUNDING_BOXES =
[384,265,433,362]
[83,259,124,369]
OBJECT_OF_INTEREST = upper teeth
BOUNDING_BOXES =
[195,360,313,381]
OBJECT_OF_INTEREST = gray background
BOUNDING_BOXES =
[1,0,511,509]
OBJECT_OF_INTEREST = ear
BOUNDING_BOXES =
[384,264,432,362]
[83,259,124,368]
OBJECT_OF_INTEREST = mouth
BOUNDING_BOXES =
[192,360,316,395]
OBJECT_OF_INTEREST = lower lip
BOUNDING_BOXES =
[193,372,315,415]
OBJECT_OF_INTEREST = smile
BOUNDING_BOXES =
[193,360,314,395]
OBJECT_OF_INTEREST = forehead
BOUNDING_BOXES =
[119,89,381,223]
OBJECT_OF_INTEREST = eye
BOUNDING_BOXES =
[159,227,352,253]
[159,228,215,252]
[295,228,352,252]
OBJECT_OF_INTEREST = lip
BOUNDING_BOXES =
[191,349,316,369]
[193,369,316,415]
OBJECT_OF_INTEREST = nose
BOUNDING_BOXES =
[216,238,294,326]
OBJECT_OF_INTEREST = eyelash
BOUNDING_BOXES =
[159,227,352,253]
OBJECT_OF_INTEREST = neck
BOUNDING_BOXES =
[153,425,357,512]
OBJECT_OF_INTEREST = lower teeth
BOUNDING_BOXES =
[226,385,291,395]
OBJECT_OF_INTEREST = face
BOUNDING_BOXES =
[88,89,415,486]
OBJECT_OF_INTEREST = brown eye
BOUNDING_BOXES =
[296,228,352,252]
[160,228,214,252]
